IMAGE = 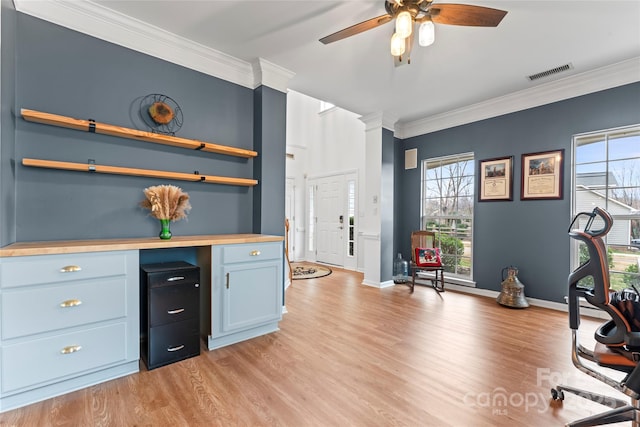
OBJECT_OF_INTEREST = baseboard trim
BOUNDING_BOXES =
[0,360,139,413]
[414,281,608,320]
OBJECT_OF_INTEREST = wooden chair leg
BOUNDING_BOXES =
[411,269,445,293]
[436,270,445,292]
[411,270,416,293]
[431,270,445,292]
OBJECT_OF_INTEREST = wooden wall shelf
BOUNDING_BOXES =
[22,158,258,187]
[21,108,258,159]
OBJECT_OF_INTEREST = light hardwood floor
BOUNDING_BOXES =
[0,267,630,426]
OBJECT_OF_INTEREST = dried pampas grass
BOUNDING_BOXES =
[140,184,191,221]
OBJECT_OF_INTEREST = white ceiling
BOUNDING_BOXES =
[19,1,640,130]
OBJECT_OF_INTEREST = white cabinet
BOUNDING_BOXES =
[208,242,283,350]
[0,250,139,412]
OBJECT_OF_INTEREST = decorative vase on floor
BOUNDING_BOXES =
[159,219,172,240]
[393,252,409,284]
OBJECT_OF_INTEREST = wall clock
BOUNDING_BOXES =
[139,94,183,135]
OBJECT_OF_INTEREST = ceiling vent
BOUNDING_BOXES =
[527,63,573,81]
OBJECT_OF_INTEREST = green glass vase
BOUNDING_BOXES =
[159,219,172,240]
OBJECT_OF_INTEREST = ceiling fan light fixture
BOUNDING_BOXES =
[318,1,508,64]
[418,20,435,47]
[390,32,406,56]
[395,11,413,38]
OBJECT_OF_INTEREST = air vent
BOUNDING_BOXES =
[527,63,573,81]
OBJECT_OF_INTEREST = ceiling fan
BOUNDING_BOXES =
[319,0,507,64]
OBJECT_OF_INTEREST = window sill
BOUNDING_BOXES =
[415,271,476,287]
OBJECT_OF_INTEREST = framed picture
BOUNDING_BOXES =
[479,156,513,201]
[521,149,564,200]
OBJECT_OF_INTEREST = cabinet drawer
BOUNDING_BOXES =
[2,322,127,393]
[2,278,127,340]
[149,283,199,327]
[0,252,128,288]
[143,263,199,288]
[222,242,281,264]
[147,318,200,369]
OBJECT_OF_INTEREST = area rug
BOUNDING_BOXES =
[292,263,332,280]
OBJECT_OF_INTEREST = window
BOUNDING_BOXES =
[572,125,640,291]
[347,179,355,257]
[421,152,474,281]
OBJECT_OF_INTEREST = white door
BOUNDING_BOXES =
[285,178,295,262]
[316,175,345,266]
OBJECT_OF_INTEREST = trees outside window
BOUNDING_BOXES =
[421,153,474,280]
[573,125,640,291]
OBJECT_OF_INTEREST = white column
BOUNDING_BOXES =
[359,113,398,288]
[359,113,383,287]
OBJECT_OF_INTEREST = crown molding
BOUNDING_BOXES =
[252,59,295,93]
[13,0,256,89]
[359,112,398,132]
[396,56,640,139]
[318,105,339,117]
[382,114,398,133]
[359,112,384,132]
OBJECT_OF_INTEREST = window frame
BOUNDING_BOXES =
[420,152,475,284]
[571,124,640,291]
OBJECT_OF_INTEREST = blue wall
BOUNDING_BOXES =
[2,12,285,243]
[381,127,395,281]
[0,0,17,247]
[398,83,640,303]
[393,127,405,264]
[252,86,286,236]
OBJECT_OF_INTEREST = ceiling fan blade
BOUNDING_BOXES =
[429,4,507,27]
[320,14,393,44]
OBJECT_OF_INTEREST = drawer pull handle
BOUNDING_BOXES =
[167,344,185,352]
[61,345,82,354]
[250,250,261,256]
[167,276,185,282]
[60,299,82,308]
[60,265,82,273]
[167,308,185,315]
[226,272,230,289]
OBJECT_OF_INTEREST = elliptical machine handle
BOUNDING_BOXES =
[567,207,613,238]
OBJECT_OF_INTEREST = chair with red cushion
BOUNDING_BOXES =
[409,230,445,293]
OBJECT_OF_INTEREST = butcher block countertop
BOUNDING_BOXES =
[0,234,283,257]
